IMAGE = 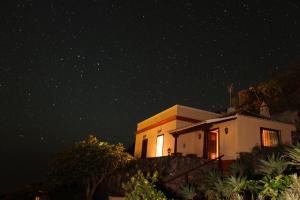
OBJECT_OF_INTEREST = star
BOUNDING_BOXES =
[1,0,299,193]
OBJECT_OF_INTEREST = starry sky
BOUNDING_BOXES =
[0,0,300,193]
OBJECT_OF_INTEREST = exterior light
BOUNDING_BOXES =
[225,127,228,134]
[167,147,171,156]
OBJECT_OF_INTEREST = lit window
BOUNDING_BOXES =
[156,135,164,157]
[261,128,280,147]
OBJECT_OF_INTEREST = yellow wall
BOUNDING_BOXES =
[134,120,177,158]
[137,105,178,132]
[134,105,219,158]
[177,105,220,121]
[177,131,204,157]
[137,105,219,132]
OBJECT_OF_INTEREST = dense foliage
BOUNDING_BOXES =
[203,144,300,200]
[179,184,197,200]
[122,170,167,200]
[48,135,133,200]
[239,64,300,114]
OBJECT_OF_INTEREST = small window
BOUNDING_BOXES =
[260,128,280,147]
[156,135,164,157]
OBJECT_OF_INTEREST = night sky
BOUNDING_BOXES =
[1,0,299,193]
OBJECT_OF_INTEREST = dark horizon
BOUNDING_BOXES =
[1,0,299,194]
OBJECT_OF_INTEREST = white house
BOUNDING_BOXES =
[134,105,296,163]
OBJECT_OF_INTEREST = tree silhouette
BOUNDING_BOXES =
[48,135,133,200]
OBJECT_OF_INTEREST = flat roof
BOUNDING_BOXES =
[169,115,237,135]
[137,104,218,126]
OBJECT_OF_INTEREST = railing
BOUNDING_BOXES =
[162,155,224,183]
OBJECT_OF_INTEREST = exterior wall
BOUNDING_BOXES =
[137,105,177,132]
[177,131,204,157]
[173,114,295,160]
[177,105,220,121]
[137,105,219,132]
[134,132,144,158]
[134,119,204,158]
[134,104,296,159]
[236,115,295,153]
[134,120,177,158]
[210,120,238,160]
[175,120,238,159]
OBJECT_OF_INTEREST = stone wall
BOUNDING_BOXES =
[99,156,218,198]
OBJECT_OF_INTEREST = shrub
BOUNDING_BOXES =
[279,174,300,200]
[286,143,300,168]
[122,170,167,200]
[179,184,196,200]
[256,175,291,200]
[257,154,289,176]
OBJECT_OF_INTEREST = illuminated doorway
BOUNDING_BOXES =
[156,135,164,157]
[207,129,219,159]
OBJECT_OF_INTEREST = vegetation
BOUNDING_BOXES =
[256,154,289,176]
[205,172,248,200]
[239,63,300,114]
[279,174,300,200]
[256,174,291,200]
[286,143,300,168]
[179,184,196,200]
[203,144,300,200]
[40,136,300,200]
[122,170,167,200]
[48,135,133,200]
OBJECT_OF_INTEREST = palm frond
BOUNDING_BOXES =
[224,176,247,199]
[257,154,289,176]
[286,143,300,168]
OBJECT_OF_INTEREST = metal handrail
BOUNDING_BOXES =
[162,155,224,183]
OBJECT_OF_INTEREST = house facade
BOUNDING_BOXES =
[134,105,296,161]
[134,105,220,158]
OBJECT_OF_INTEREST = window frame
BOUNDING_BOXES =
[260,127,281,148]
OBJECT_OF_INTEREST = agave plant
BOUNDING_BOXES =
[203,169,224,200]
[203,169,222,190]
[246,180,260,200]
[257,154,289,176]
[223,176,248,200]
[204,168,250,200]
[211,178,227,200]
[180,184,196,200]
[286,143,300,168]
[229,160,247,177]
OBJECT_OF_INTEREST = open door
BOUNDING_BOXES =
[207,129,219,159]
[141,138,148,158]
[155,135,164,157]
